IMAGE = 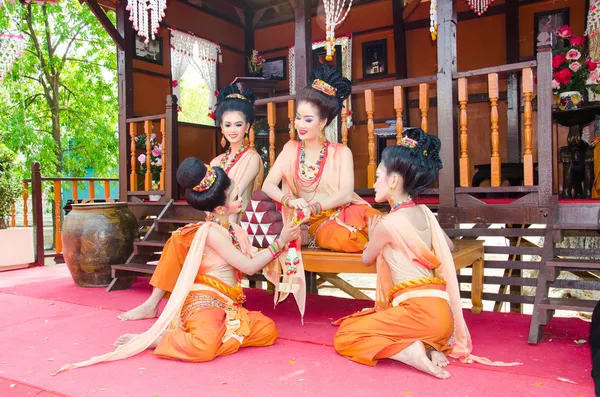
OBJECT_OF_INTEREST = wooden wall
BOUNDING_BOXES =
[253,0,586,188]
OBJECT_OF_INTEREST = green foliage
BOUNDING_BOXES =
[0,144,24,229]
[0,0,118,180]
[178,76,213,126]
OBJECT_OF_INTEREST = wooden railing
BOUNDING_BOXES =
[254,75,437,187]
[126,95,179,202]
[453,60,538,188]
[10,162,118,265]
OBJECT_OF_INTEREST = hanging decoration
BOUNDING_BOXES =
[0,0,27,82]
[288,34,353,142]
[322,0,353,61]
[587,0,600,101]
[465,0,494,17]
[127,0,167,44]
[430,0,438,40]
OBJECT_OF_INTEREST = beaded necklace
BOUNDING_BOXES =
[295,140,329,200]
[205,213,242,283]
[219,144,249,174]
[390,197,415,213]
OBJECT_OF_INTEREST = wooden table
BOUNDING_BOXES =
[302,239,485,314]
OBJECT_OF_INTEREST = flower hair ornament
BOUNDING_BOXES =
[312,79,337,97]
[226,93,248,101]
[193,165,217,192]
[399,136,428,157]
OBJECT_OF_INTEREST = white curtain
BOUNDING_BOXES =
[170,29,221,116]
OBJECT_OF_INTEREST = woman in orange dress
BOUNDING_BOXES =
[333,128,519,379]
[119,85,263,321]
[56,158,300,373]
[262,65,381,254]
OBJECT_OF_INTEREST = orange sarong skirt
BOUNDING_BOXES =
[333,284,454,366]
[308,203,382,253]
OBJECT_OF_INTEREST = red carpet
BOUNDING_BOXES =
[0,265,594,397]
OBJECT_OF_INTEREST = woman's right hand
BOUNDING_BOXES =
[279,222,301,245]
[288,198,309,209]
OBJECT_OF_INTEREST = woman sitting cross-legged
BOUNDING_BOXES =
[55,158,300,373]
[333,128,519,379]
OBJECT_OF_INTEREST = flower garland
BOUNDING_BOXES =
[465,0,494,16]
[322,0,353,61]
[126,0,167,44]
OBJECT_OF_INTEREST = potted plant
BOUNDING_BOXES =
[552,25,600,110]
[247,49,265,77]
[0,143,32,271]
[135,133,163,201]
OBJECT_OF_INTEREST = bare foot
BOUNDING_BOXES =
[394,341,451,379]
[117,302,158,321]
[429,350,450,368]
[114,333,139,347]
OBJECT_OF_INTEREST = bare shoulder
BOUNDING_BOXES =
[211,154,225,166]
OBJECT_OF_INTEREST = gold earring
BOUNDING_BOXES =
[221,132,226,148]
[390,185,395,191]
[219,210,225,216]
[320,125,324,131]
[243,131,249,146]
[318,133,325,144]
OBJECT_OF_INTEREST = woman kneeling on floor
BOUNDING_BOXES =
[55,158,300,372]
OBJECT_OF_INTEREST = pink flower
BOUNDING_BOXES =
[570,36,585,46]
[566,49,581,60]
[591,5,597,12]
[569,62,582,72]
[557,25,572,39]
[552,79,560,89]
[138,154,146,164]
[152,148,162,157]
[587,60,598,71]
[587,71,600,85]
[151,133,156,140]
[171,80,178,88]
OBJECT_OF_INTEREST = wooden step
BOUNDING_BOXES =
[547,259,600,270]
[112,263,157,275]
[134,240,166,254]
[538,298,597,312]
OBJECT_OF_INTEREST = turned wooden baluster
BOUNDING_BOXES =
[71,180,79,203]
[129,123,138,191]
[10,203,16,227]
[419,83,429,133]
[365,89,376,187]
[488,73,501,187]
[249,125,255,149]
[144,120,152,191]
[104,181,111,200]
[267,102,276,168]
[160,118,166,191]
[458,78,470,187]
[522,68,534,186]
[288,99,296,140]
[54,180,62,253]
[23,182,29,227]
[88,181,95,202]
[341,99,348,146]
[394,86,404,144]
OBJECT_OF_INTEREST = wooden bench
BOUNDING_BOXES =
[302,239,485,314]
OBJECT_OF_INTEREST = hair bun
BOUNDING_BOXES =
[309,64,352,106]
[216,84,256,105]
[176,157,206,189]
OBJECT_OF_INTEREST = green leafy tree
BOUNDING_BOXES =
[0,0,118,179]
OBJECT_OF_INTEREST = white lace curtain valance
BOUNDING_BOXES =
[170,29,222,116]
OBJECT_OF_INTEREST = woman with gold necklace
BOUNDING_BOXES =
[118,84,262,322]
[55,158,300,373]
[262,65,381,254]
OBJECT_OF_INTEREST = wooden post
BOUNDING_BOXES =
[10,203,16,227]
[144,120,152,190]
[129,123,138,192]
[23,182,29,227]
[522,68,534,186]
[165,95,179,201]
[53,180,62,254]
[419,83,429,132]
[341,99,348,146]
[160,118,166,191]
[71,180,79,203]
[458,78,470,187]
[31,163,44,265]
[293,0,312,91]
[249,125,255,149]
[288,99,296,140]
[488,73,501,187]
[88,181,95,202]
[267,102,276,168]
[104,181,111,200]
[365,89,376,187]
[536,33,553,206]
[394,86,404,144]
[436,0,458,220]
